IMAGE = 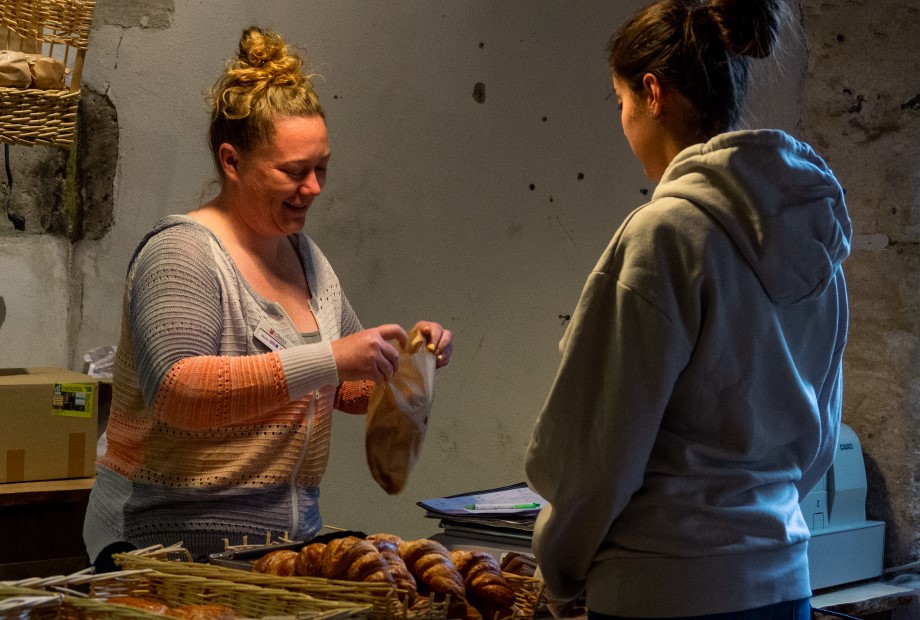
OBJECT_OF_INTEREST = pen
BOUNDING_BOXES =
[464,502,541,510]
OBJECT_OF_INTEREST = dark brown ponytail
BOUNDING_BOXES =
[608,0,789,137]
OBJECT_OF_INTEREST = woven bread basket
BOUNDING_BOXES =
[114,544,544,620]
[4,567,372,619]
[0,580,166,619]
[0,0,95,148]
[114,550,433,620]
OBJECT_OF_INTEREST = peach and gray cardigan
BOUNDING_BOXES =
[83,215,370,561]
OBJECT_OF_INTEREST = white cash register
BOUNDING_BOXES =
[799,423,885,590]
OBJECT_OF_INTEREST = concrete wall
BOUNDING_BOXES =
[2,0,917,568]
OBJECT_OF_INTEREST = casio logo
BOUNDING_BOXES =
[839,442,854,451]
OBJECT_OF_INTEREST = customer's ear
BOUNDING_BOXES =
[642,72,663,119]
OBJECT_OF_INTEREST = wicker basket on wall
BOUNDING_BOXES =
[0,0,95,149]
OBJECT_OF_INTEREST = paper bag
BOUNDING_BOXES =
[29,55,65,90]
[0,51,66,89]
[0,50,31,88]
[366,327,436,494]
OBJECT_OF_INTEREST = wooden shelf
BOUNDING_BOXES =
[0,477,94,507]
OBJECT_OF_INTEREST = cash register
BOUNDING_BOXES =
[798,423,885,589]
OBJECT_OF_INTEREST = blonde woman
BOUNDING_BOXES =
[84,27,452,569]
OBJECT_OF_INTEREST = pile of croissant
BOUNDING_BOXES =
[253,534,517,620]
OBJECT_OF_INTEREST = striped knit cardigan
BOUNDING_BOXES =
[83,215,371,561]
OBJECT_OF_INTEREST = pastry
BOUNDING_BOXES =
[449,549,515,608]
[252,549,298,576]
[321,536,394,585]
[295,541,326,577]
[366,532,404,545]
[369,536,417,596]
[399,539,465,602]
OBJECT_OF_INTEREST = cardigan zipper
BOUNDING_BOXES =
[290,390,317,534]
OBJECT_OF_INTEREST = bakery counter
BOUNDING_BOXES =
[0,477,94,579]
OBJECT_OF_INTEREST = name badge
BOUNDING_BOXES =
[255,320,292,351]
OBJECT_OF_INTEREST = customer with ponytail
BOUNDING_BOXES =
[526,1,850,618]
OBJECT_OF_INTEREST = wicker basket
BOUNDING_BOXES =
[114,545,544,620]
[0,0,95,148]
[4,567,373,619]
[1,578,189,619]
[114,551,431,620]
[502,573,544,620]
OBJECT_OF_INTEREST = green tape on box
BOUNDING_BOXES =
[51,382,95,418]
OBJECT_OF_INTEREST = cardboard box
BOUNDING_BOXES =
[1,367,98,483]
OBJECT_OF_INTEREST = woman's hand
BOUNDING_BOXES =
[331,324,408,382]
[414,321,453,368]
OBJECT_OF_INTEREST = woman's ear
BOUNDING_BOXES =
[642,73,663,119]
[218,143,241,181]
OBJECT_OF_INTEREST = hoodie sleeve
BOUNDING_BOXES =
[525,208,696,606]
[796,300,847,498]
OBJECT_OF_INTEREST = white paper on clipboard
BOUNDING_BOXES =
[418,482,545,516]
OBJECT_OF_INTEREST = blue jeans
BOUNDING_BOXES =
[588,598,811,620]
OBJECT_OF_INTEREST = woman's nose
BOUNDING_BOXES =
[300,171,321,195]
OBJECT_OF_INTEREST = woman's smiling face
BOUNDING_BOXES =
[232,114,331,237]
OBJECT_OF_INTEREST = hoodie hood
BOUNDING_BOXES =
[654,130,851,304]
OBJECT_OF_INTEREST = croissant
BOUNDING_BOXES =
[368,536,417,596]
[449,549,515,608]
[322,536,395,585]
[253,549,298,576]
[366,532,404,546]
[399,539,465,602]
[295,542,326,577]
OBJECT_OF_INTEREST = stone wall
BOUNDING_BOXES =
[800,0,920,567]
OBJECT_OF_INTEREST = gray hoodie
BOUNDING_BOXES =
[526,130,851,617]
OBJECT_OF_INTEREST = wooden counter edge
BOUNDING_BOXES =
[0,477,95,507]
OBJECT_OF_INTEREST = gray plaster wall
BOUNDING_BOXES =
[1,0,917,569]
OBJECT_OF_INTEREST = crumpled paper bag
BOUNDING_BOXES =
[29,55,65,90]
[365,326,436,494]
[0,51,31,88]
[0,50,66,89]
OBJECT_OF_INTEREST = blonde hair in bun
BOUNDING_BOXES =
[208,26,324,174]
